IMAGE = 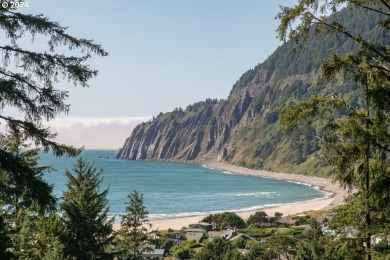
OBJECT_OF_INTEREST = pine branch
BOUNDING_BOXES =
[0,45,97,86]
[2,11,108,56]
[0,68,70,120]
[373,142,390,153]
[354,3,390,16]
[311,15,390,63]
[0,115,81,156]
[367,62,390,73]
[379,0,390,11]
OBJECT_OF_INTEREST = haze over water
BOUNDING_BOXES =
[40,150,327,220]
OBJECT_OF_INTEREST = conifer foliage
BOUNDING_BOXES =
[61,158,113,260]
[0,3,107,258]
[0,4,107,158]
[0,134,54,216]
[0,1,106,221]
[277,1,389,259]
[116,190,154,260]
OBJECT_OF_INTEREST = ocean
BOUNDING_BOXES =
[40,150,328,220]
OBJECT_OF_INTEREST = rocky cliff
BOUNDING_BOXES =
[116,7,386,176]
[116,83,254,161]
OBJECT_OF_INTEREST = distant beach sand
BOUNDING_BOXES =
[113,161,350,231]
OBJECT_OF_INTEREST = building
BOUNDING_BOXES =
[171,232,187,244]
[220,229,256,242]
[171,228,206,244]
[188,222,213,231]
[142,249,165,260]
[184,228,205,243]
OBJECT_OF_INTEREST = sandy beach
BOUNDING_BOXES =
[113,161,350,231]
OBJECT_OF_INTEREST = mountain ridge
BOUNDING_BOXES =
[116,7,387,177]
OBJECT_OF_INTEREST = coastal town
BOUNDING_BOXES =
[139,210,390,259]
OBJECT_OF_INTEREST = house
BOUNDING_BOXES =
[142,249,165,260]
[221,229,238,240]
[229,233,256,242]
[184,230,205,243]
[171,232,187,244]
[219,229,256,242]
[189,222,212,231]
[208,231,222,241]
[171,229,205,244]
[184,228,205,243]
[277,216,296,226]
[184,228,205,233]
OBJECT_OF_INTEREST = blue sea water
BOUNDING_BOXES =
[40,150,328,220]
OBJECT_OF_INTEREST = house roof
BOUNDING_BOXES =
[189,222,212,230]
[143,249,165,256]
[277,217,296,224]
[230,233,256,241]
[221,229,238,240]
[184,228,205,233]
[198,222,212,226]
[171,232,187,240]
[208,231,222,238]
[185,232,204,243]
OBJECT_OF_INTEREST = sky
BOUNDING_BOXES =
[9,0,298,149]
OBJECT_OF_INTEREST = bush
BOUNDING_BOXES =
[247,211,268,225]
[170,239,200,259]
[201,212,246,230]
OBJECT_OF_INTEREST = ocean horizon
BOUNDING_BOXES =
[40,150,328,220]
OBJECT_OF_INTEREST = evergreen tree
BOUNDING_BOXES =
[268,233,297,260]
[0,133,54,218]
[0,5,106,257]
[12,209,38,259]
[11,209,68,260]
[35,214,67,260]
[116,190,154,260]
[277,1,390,259]
[245,243,275,260]
[0,210,12,259]
[0,3,106,214]
[0,134,61,258]
[61,158,113,260]
[193,237,242,260]
[295,220,325,260]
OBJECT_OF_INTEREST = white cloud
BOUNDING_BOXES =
[42,116,151,150]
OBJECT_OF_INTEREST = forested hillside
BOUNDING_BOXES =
[117,6,388,177]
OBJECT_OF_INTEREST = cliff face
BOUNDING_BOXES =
[116,78,256,161]
[116,66,312,166]
[116,7,386,176]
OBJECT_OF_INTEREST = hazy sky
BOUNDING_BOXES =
[13,0,298,149]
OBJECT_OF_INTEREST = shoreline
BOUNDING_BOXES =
[204,161,347,207]
[113,161,350,231]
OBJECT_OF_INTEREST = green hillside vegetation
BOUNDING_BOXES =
[228,6,387,176]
